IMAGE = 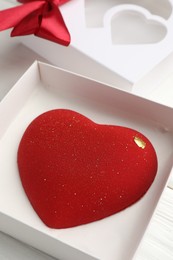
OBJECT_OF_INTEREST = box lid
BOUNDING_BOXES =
[61,0,173,83]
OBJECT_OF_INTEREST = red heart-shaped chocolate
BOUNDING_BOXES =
[17,109,158,228]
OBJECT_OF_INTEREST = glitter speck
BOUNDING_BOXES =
[43,178,47,181]
[74,192,77,196]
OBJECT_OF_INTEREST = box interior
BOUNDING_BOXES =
[0,62,173,260]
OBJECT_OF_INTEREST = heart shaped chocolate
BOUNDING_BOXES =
[17,109,158,228]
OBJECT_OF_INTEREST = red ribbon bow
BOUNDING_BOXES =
[0,0,70,46]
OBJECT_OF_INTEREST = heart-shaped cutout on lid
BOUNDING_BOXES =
[17,109,158,228]
[110,9,167,44]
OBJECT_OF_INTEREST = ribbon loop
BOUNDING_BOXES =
[0,0,71,46]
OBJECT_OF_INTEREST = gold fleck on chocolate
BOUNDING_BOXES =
[134,136,146,149]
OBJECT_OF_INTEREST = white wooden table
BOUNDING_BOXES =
[0,29,172,260]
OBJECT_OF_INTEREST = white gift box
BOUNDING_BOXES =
[0,61,173,260]
[3,0,173,92]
